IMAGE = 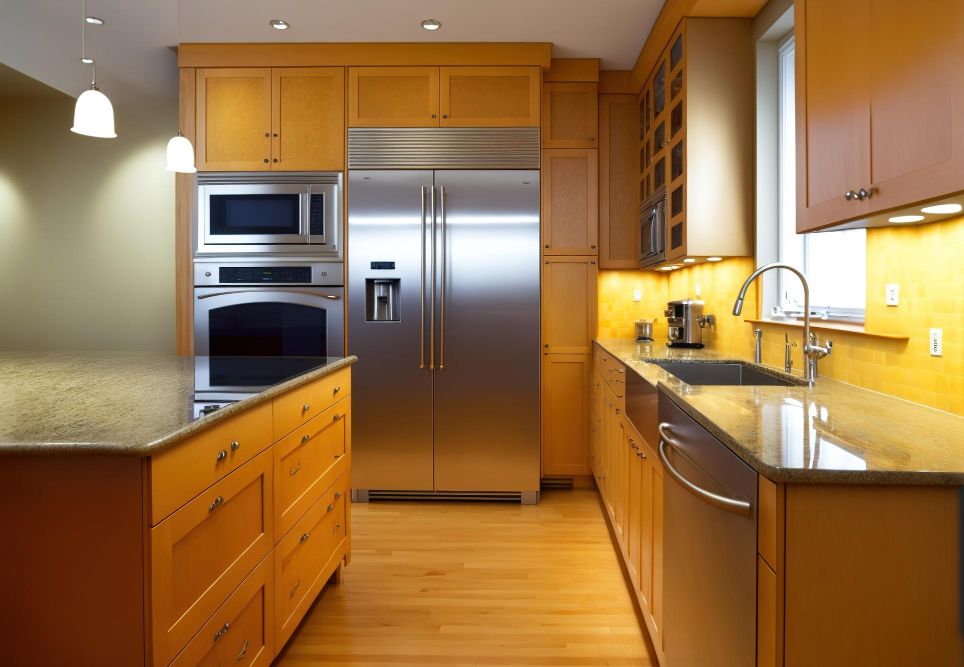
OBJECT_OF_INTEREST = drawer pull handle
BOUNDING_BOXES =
[290,462,301,476]
[631,443,638,449]
[216,449,227,462]
[303,404,311,412]
[334,385,341,393]
[209,496,224,512]
[301,434,310,443]
[333,413,341,421]
[300,532,310,543]
[230,440,239,452]
[214,621,229,642]
[237,639,248,662]
[334,491,341,499]
[333,523,341,532]
[638,451,647,459]
[290,579,301,598]
[327,504,334,512]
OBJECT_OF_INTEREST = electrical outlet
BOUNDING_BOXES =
[695,284,701,297]
[633,289,641,302]
[930,328,943,356]
[886,284,899,306]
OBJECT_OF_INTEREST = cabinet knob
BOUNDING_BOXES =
[335,491,341,499]
[230,440,239,451]
[302,434,310,443]
[637,451,647,459]
[300,532,310,544]
[333,413,340,421]
[442,114,448,118]
[208,495,224,512]
[273,158,278,163]
[263,158,269,163]
[265,133,269,137]
[845,190,858,200]
[216,449,227,462]
[273,133,278,137]
[303,404,311,411]
[432,114,437,118]
[334,385,341,393]
[858,187,874,200]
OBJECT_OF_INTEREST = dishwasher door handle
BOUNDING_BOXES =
[657,422,751,517]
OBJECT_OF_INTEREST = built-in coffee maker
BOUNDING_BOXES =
[665,299,713,348]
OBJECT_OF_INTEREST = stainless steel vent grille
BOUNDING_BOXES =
[197,172,341,185]
[365,490,524,503]
[348,127,540,170]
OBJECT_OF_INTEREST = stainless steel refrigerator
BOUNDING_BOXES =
[347,169,540,503]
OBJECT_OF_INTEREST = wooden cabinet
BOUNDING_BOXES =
[348,66,439,127]
[542,149,599,254]
[272,67,345,171]
[542,83,598,148]
[541,354,591,476]
[196,67,345,171]
[541,256,597,354]
[796,0,964,232]
[599,94,640,268]
[196,68,272,171]
[440,66,540,126]
[637,19,753,264]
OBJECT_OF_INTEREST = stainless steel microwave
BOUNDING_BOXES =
[640,186,667,268]
[196,172,342,256]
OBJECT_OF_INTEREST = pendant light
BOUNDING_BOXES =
[165,0,197,172]
[71,0,116,138]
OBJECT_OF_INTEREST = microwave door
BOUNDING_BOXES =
[203,183,309,246]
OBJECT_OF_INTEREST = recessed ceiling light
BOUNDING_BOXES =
[707,257,722,262]
[888,215,924,223]
[421,18,441,30]
[683,258,696,263]
[920,203,962,215]
[85,16,104,25]
[269,19,290,30]
[659,266,673,271]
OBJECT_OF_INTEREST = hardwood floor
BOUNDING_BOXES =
[274,488,658,666]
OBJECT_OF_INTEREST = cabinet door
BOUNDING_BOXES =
[542,149,599,254]
[599,94,640,268]
[867,0,964,212]
[638,443,654,610]
[541,256,597,354]
[651,467,664,650]
[272,67,345,171]
[626,422,644,585]
[613,417,628,549]
[795,0,873,231]
[440,66,540,127]
[541,354,591,477]
[543,83,599,148]
[196,68,272,171]
[348,67,439,127]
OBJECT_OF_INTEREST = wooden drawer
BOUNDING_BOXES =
[274,396,350,543]
[273,368,350,441]
[170,552,275,667]
[150,400,273,525]
[275,469,350,647]
[151,450,274,667]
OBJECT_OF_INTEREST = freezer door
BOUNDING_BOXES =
[431,171,541,492]
[348,171,435,491]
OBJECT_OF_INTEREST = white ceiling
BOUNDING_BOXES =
[0,0,664,104]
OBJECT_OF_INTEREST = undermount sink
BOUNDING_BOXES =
[652,361,799,387]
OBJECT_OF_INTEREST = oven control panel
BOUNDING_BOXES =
[220,267,312,283]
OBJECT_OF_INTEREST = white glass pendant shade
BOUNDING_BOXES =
[165,133,197,173]
[71,88,116,138]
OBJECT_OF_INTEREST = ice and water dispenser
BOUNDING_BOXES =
[365,278,400,321]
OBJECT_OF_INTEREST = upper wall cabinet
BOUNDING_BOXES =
[348,66,540,128]
[542,148,599,255]
[348,67,440,127]
[196,68,272,171]
[599,94,640,268]
[796,0,964,232]
[196,67,345,172]
[542,83,599,148]
[440,66,540,126]
[272,68,345,171]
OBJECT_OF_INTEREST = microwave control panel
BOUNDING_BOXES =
[219,267,312,283]
[309,194,325,236]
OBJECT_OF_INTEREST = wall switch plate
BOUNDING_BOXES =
[886,284,899,306]
[695,284,701,296]
[633,289,641,302]
[930,328,942,356]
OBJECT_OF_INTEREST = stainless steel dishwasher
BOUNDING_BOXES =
[658,389,757,667]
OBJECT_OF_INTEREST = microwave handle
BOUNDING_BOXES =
[654,199,665,254]
[302,187,310,237]
[198,290,341,300]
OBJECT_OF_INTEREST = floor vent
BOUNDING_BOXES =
[366,490,524,503]
[541,478,574,489]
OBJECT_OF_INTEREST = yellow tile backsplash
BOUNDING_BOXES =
[597,216,964,416]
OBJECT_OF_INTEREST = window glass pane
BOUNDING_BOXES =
[807,229,867,310]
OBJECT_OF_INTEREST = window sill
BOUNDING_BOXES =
[744,318,910,341]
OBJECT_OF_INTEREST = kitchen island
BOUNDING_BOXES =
[591,337,963,667]
[0,352,355,667]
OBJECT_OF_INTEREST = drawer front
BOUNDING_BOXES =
[151,400,273,525]
[274,396,350,543]
[275,470,350,647]
[170,553,275,667]
[274,368,350,441]
[151,450,274,667]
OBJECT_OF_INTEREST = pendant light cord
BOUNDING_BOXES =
[81,0,97,89]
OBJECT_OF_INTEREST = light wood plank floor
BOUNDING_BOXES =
[274,488,658,666]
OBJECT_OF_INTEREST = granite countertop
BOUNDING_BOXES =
[596,337,964,485]
[0,353,356,457]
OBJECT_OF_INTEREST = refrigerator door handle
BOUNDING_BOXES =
[429,184,436,369]
[439,186,446,370]
[420,186,426,369]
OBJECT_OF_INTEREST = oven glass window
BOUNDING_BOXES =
[209,302,327,357]
[209,194,301,236]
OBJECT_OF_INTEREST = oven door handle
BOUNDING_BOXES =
[197,290,340,300]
